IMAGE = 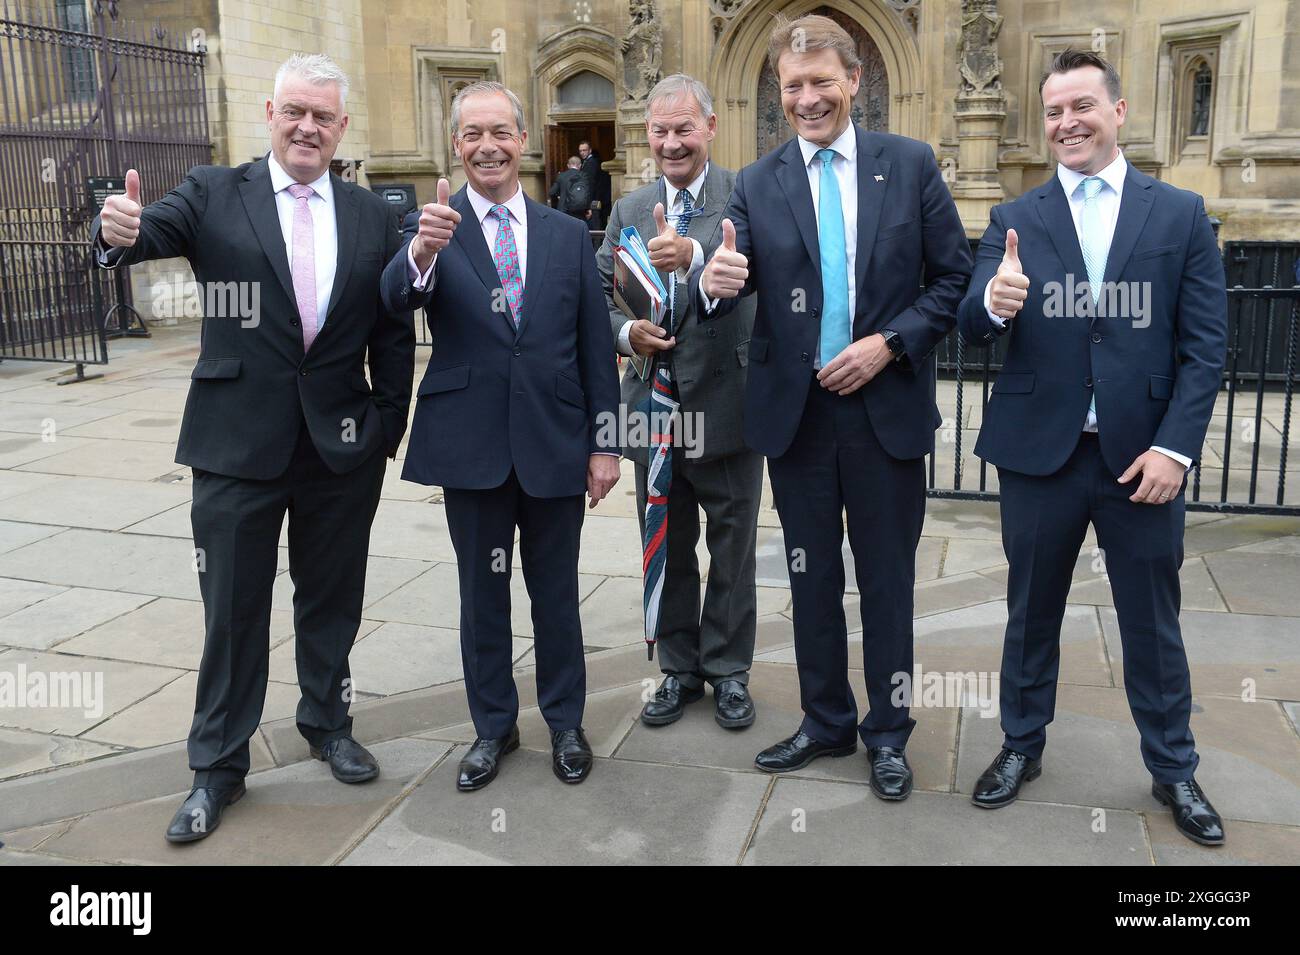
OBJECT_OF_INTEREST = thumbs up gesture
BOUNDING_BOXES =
[700,218,748,299]
[411,177,462,270]
[100,168,143,248]
[646,201,693,273]
[988,227,1030,320]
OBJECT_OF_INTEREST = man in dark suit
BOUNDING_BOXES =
[957,50,1228,845]
[694,15,972,800]
[596,74,762,730]
[578,141,607,229]
[94,54,415,842]
[548,156,592,221]
[381,81,621,791]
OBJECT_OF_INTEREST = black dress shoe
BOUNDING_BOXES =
[1152,779,1225,846]
[164,782,246,844]
[310,735,379,784]
[552,727,594,784]
[867,746,913,801]
[713,679,755,729]
[641,675,705,726]
[755,730,857,773]
[457,725,520,792]
[971,747,1042,808]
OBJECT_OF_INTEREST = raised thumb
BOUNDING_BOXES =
[125,168,141,203]
[653,202,669,235]
[721,217,736,252]
[437,177,450,206]
[1002,228,1021,270]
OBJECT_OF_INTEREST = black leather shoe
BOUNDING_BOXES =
[457,725,520,792]
[867,746,913,801]
[641,676,705,726]
[713,679,755,729]
[552,727,594,784]
[164,782,246,843]
[971,748,1042,808]
[755,730,856,773]
[310,735,379,784]
[1152,779,1225,846]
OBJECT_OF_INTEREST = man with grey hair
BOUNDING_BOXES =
[596,73,763,731]
[95,52,415,842]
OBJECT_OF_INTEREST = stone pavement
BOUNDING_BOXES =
[0,325,1297,865]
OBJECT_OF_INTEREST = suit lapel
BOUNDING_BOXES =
[517,198,551,341]
[1034,177,1089,284]
[318,174,358,332]
[451,188,503,299]
[1103,165,1156,290]
[777,139,821,277]
[854,127,890,314]
[239,159,297,315]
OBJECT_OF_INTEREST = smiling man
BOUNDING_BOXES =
[692,14,972,800]
[381,81,620,792]
[957,50,1228,846]
[93,53,415,843]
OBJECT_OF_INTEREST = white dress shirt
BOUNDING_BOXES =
[984,150,1191,469]
[268,154,337,321]
[409,182,527,290]
[616,162,708,357]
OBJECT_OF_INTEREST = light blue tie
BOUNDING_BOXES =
[816,148,851,367]
[1078,176,1107,425]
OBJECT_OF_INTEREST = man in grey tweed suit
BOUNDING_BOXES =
[596,74,762,730]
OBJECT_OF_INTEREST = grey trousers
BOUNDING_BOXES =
[634,448,763,688]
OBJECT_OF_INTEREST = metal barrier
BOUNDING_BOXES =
[0,0,210,380]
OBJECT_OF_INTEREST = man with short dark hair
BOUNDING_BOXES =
[958,49,1228,846]
[549,156,593,220]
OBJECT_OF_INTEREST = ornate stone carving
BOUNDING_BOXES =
[620,0,663,102]
[957,0,1003,95]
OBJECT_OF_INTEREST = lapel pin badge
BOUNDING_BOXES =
[874,174,885,182]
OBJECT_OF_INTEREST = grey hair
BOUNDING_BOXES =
[644,73,714,122]
[274,53,350,107]
[450,81,527,137]
[567,155,581,168]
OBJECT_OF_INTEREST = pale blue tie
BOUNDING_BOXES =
[1078,175,1107,426]
[816,148,851,367]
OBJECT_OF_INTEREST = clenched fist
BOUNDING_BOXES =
[699,218,748,300]
[100,168,143,248]
[988,227,1030,320]
[410,177,462,271]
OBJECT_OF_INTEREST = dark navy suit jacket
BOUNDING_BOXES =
[689,126,973,460]
[957,164,1227,478]
[381,187,620,498]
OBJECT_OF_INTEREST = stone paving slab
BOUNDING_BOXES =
[0,476,191,532]
[0,434,101,471]
[955,686,1300,828]
[1203,551,1300,616]
[1099,607,1300,700]
[16,437,182,482]
[28,738,452,866]
[0,520,63,556]
[0,727,121,779]
[0,587,155,651]
[744,780,1150,865]
[341,745,769,865]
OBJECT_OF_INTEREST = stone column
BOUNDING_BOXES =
[616,0,663,196]
[951,0,1007,235]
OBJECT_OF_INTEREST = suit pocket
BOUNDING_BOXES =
[191,357,241,380]
[736,339,750,368]
[748,337,769,364]
[1149,374,1174,400]
[417,364,470,396]
[991,371,1035,395]
[556,372,586,409]
[877,218,917,242]
[1133,244,1179,261]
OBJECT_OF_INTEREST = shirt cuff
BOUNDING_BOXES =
[616,320,635,357]
[677,238,704,284]
[408,245,437,290]
[984,278,1006,328]
[1150,446,1193,470]
[591,451,621,457]
[699,283,718,314]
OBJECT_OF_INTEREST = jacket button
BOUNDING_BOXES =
[707,327,716,337]
[300,369,308,377]
[512,348,521,356]
[1091,333,1102,343]
[812,308,819,317]
[713,367,723,377]
[800,352,810,362]
[1084,377,1093,387]
[290,319,299,327]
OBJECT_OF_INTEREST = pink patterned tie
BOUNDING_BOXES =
[288,183,318,349]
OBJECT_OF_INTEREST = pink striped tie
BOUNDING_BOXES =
[288,183,318,350]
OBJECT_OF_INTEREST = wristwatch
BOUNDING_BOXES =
[881,328,905,362]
